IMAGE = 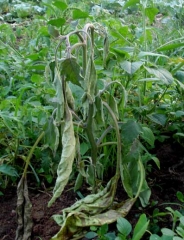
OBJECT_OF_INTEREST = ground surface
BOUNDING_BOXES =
[0,141,184,240]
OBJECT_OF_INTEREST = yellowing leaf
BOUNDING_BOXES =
[48,108,76,206]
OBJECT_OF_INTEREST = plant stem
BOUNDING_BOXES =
[85,103,98,193]
[102,102,121,182]
[23,131,45,178]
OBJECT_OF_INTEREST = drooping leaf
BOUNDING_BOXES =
[16,176,33,240]
[61,58,83,87]
[52,67,64,118]
[48,108,76,206]
[84,56,97,100]
[44,116,59,155]
[120,61,143,75]
[144,66,174,85]
[50,177,136,240]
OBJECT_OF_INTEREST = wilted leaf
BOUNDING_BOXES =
[53,67,64,120]
[84,56,97,100]
[16,176,33,240]
[48,108,76,206]
[51,177,136,240]
[61,58,83,87]
[44,116,59,155]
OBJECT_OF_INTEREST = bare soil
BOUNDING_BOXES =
[0,141,184,240]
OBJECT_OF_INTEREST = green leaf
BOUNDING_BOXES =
[145,7,159,23]
[144,66,174,85]
[173,237,184,240]
[61,58,83,87]
[0,164,19,177]
[161,228,175,237]
[84,56,97,100]
[117,217,132,236]
[44,116,59,154]
[48,25,59,37]
[138,51,169,59]
[157,43,184,52]
[123,0,140,9]
[132,214,149,240]
[48,109,76,207]
[141,127,155,147]
[52,0,67,11]
[176,191,184,203]
[150,234,161,240]
[147,113,167,126]
[121,120,142,143]
[72,9,89,19]
[74,173,83,192]
[85,232,98,239]
[120,61,143,75]
[48,18,65,28]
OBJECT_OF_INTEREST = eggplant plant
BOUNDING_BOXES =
[44,22,152,239]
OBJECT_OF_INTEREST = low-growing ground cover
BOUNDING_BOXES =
[0,0,184,239]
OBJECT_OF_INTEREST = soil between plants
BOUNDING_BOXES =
[0,141,184,240]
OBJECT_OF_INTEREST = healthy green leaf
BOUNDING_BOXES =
[117,217,132,236]
[120,61,143,75]
[145,7,159,23]
[121,120,142,143]
[147,114,167,126]
[0,164,19,177]
[72,9,89,19]
[52,0,67,11]
[141,127,155,147]
[48,18,66,28]
[157,43,184,52]
[144,66,174,85]
[123,0,140,9]
[132,214,149,240]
